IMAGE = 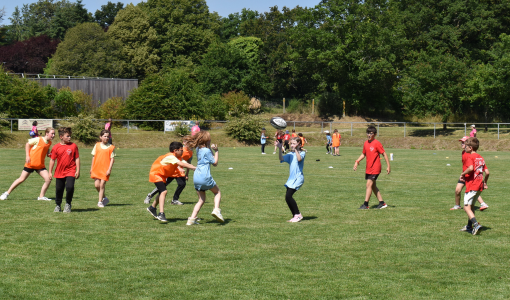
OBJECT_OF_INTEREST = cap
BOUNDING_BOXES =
[261,127,266,130]
[324,130,329,133]
[459,136,469,142]
[471,124,476,127]
[286,130,289,133]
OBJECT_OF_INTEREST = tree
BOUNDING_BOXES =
[0,35,60,73]
[94,1,124,29]
[49,0,93,40]
[107,4,160,79]
[51,22,123,77]
[219,8,259,41]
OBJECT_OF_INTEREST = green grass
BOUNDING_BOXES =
[1,146,510,299]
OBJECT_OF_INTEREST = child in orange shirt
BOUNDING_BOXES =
[90,130,115,208]
[297,133,308,152]
[1,127,55,201]
[291,129,297,138]
[147,141,196,222]
[332,129,341,156]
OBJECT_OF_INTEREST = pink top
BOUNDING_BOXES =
[191,125,200,136]
[105,123,111,131]
[470,129,476,137]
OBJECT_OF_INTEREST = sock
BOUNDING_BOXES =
[467,220,473,227]
[481,202,486,206]
[470,217,478,226]
[363,201,369,207]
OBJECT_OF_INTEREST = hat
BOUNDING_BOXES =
[261,127,266,130]
[286,130,289,133]
[459,136,469,142]
[324,130,329,133]
[471,124,475,127]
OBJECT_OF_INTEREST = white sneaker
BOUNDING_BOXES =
[98,201,105,208]
[480,203,489,211]
[211,208,225,223]
[144,193,151,204]
[186,217,200,225]
[102,197,109,206]
[273,152,276,154]
[262,153,266,155]
[0,192,9,200]
[37,196,51,201]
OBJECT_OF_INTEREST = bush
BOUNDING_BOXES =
[317,92,343,118]
[203,94,228,120]
[0,113,9,141]
[72,90,98,116]
[222,91,250,118]
[53,88,78,118]
[224,115,265,143]
[98,97,126,122]
[173,122,190,137]
[59,114,100,145]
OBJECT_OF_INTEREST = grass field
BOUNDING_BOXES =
[1,145,509,299]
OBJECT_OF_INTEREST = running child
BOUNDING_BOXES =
[275,137,306,222]
[273,130,284,154]
[48,127,80,213]
[1,127,55,201]
[291,129,297,138]
[144,139,194,205]
[325,131,332,154]
[353,126,390,209]
[184,131,224,225]
[451,136,488,211]
[30,121,39,138]
[283,130,291,152]
[459,137,489,235]
[297,133,308,152]
[332,129,341,156]
[261,127,268,155]
[90,130,115,208]
[147,142,196,222]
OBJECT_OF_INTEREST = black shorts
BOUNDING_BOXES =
[277,139,283,143]
[23,167,47,173]
[457,179,465,185]
[154,182,167,193]
[365,174,379,181]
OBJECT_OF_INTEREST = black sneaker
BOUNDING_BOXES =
[358,204,369,209]
[459,225,472,233]
[147,206,158,218]
[472,223,482,235]
[54,205,62,212]
[376,202,388,209]
[157,212,168,222]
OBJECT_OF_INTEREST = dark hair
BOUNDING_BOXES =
[291,137,302,150]
[100,129,111,137]
[169,141,183,152]
[465,137,479,151]
[367,126,377,134]
[58,127,72,137]
[32,121,38,126]
[297,133,303,137]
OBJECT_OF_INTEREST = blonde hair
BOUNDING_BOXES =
[183,131,211,149]
[45,127,55,135]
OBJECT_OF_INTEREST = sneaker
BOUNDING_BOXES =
[211,208,225,223]
[0,192,9,200]
[459,225,472,232]
[157,212,168,222]
[472,223,482,235]
[147,206,158,218]
[102,197,109,206]
[376,202,388,209]
[358,204,369,209]
[326,152,329,154]
[54,205,62,212]
[288,213,303,222]
[273,152,276,154]
[262,153,266,155]
[480,204,489,211]
[97,201,104,208]
[171,200,184,205]
[450,205,462,210]
[186,217,200,225]
[144,193,152,204]
[63,203,72,213]
[37,196,51,201]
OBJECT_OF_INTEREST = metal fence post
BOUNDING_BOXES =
[330,122,332,133]
[293,121,295,130]
[404,123,406,138]
[11,119,13,133]
[377,123,380,136]
[498,123,500,139]
[321,122,323,133]
[464,123,466,136]
[351,123,353,136]
[434,123,436,138]
[127,120,130,133]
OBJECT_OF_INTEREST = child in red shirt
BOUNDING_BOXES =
[459,137,489,235]
[283,130,291,152]
[353,126,391,209]
[49,127,80,213]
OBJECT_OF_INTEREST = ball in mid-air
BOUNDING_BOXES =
[270,117,287,130]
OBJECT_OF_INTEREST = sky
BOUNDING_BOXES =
[1,0,321,25]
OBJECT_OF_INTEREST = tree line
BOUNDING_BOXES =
[1,0,510,123]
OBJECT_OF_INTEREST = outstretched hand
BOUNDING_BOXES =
[211,144,218,151]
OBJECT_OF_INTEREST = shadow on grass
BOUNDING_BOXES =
[73,208,100,212]
[302,216,317,221]
[408,128,457,137]
[106,203,133,206]
[205,218,232,225]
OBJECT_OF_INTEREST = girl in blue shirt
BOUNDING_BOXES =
[275,137,305,222]
[325,131,332,154]
[184,131,224,225]
[261,128,268,154]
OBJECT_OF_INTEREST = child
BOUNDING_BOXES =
[90,130,115,208]
[332,129,341,156]
[260,128,268,155]
[147,142,196,222]
[353,126,390,209]
[1,127,55,201]
[274,137,305,222]
[30,121,39,138]
[105,118,113,144]
[291,129,297,138]
[184,131,224,225]
[325,131,332,154]
[469,124,477,138]
[283,130,291,152]
[273,130,284,154]
[451,136,488,211]
[459,137,489,235]
[144,140,194,205]
[297,133,308,152]
[48,127,80,213]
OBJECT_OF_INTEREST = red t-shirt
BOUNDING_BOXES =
[465,153,487,192]
[283,134,290,141]
[461,150,472,179]
[362,139,385,175]
[51,143,79,178]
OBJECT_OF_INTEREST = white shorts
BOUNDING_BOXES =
[464,190,482,206]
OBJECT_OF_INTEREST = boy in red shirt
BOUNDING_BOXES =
[451,136,488,210]
[353,126,391,209]
[283,130,291,152]
[459,137,489,235]
[49,127,80,213]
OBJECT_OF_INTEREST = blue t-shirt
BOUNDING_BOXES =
[261,133,267,144]
[281,151,306,190]
[193,147,216,191]
[326,135,332,143]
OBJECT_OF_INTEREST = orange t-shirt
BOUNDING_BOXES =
[172,147,193,178]
[90,142,115,181]
[291,133,297,138]
[25,137,52,169]
[299,137,305,146]
[332,133,341,147]
[149,153,181,182]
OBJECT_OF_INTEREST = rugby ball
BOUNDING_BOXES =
[270,117,287,130]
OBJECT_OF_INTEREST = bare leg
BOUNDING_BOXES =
[6,170,31,194]
[156,190,167,213]
[454,183,464,207]
[464,204,476,219]
[371,181,384,202]
[191,191,206,219]
[95,179,106,202]
[477,196,484,204]
[365,180,374,203]
[210,185,221,210]
[37,169,52,198]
